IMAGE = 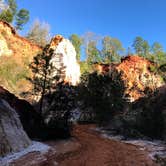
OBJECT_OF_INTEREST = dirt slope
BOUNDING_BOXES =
[10,125,158,166]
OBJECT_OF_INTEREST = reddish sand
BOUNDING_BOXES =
[10,125,158,166]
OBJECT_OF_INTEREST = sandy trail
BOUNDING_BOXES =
[56,125,157,166]
[10,125,158,166]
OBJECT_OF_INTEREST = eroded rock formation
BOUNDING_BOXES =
[0,86,42,138]
[49,35,80,86]
[0,35,12,56]
[0,21,42,94]
[115,56,164,102]
[95,55,164,102]
[0,99,31,157]
[0,21,41,59]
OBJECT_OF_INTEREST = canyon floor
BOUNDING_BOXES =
[10,125,158,166]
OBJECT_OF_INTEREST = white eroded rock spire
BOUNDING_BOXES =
[50,35,80,86]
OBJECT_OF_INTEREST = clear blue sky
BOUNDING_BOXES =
[19,0,166,52]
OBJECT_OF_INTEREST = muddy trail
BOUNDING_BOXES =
[10,125,158,166]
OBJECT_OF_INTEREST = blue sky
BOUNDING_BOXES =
[19,0,166,52]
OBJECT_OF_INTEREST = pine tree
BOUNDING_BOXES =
[132,36,150,57]
[15,9,29,30]
[0,0,29,30]
[132,36,144,56]
[29,45,65,114]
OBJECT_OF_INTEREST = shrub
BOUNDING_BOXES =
[42,83,77,138]
[110,89,165,139]
[77,71,126,124]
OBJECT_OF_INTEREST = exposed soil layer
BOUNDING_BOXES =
[10,125,158,166]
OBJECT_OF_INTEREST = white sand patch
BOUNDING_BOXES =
[0,141,51,166]
[94,127,166,162]
[123,140,166,161]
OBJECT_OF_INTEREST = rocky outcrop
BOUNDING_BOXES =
[115,56,164,102]
[0,35,12,56]
[0,86,70,140]
[0,99,31,157]
[95,55,164,102]
[49,35,80,86]
[0,86,42,138]
[0,21,41,58]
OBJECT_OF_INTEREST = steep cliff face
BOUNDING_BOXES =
[49,35,80,86]
[0,21,42,94]
[0,21,41,59]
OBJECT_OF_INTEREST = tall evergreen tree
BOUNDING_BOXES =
[132,36,150,57]
[0,0,29,30]
[30,45,54,113]
[15,9,29,30]
[142,40,150,57]
[132,36,144,56]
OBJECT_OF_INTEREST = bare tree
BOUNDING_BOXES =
[82,32,102,61]
[26,19,51,47]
